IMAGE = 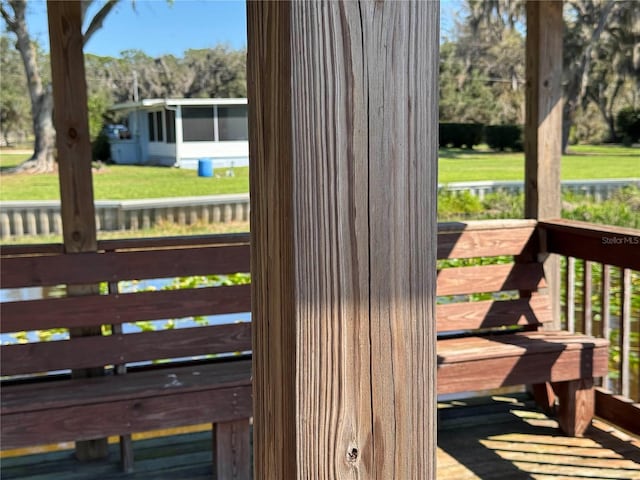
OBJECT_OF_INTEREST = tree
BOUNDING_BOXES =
[439,0,526,126]
[583,3,640,143]
[184,46,247,98]
[0,34,30,145]
[562,0,619,151]
[0,0,118,173]
[449,0,639,150]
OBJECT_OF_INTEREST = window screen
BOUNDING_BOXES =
[156,111,164,142]
[148,112,155,141]
[182,106,215,142]
[165,109,176,143]
[217,105,248,141]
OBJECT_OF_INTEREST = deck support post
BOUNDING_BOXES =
[213,420,251,480]
[47,1,106,461]
[247,1,438,477]
[553,379,595,437]
[524,0,563,328]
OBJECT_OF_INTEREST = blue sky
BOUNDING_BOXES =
[24,0,462,58]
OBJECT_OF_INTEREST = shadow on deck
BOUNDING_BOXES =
[2,393,639,479]
[438,394,640,479]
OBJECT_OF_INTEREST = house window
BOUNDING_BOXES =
[156,111,164,142]
[165,109,176,144]
[182,106,215,141]
[217,105,248,141]
[148,112,155,141]
[148,110,165,142]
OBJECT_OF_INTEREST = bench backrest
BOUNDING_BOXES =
[1,221,550,379]
[1,234,252,378]
[436,219,551,336]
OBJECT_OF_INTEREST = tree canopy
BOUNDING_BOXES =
[440,0,640,150]
[2,0,638,171]
[1,0,247,172]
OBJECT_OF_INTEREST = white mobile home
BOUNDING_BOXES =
[109,98,249,170]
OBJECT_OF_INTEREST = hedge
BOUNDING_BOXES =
[484,125,523,151]
[439,123,484,149]
[616,108,640,145]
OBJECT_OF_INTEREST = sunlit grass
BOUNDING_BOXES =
[0,220,250,245]
[438,144,639,183]
[1,144,637,201]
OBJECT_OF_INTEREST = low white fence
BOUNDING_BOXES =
[2,179,638,239]
[440,178,640,200]
[1,194,250,239]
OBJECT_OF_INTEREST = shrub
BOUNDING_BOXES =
[438,190,483,220]
[439,123,484,149]
[485,124,523,151]
[92,130,111,162]
[616,107,640,145]
[481,191,524,218]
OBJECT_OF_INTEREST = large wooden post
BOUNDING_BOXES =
[248,1,438,478]
[525,0,563,327]
[47,1,106,460]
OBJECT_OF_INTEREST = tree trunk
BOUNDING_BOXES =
[2,0,56,173]
[28,89,56,172]
[562,102,573,153]
[561,0,617,153]
[1,0,119,174]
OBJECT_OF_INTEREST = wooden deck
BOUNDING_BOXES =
[2,393,639,479]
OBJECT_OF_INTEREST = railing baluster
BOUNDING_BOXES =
[620,268,631,399]
[601,264,611,391]
[583,260,592,336]
[566,257,576,333]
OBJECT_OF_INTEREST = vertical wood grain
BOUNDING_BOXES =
[47,1,105,460]
[248,1,437,478]
[47,1,97,252]
[214,420,251,480]
[554,379,595,437]
[525,0,563,328]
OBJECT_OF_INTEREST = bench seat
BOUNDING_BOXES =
[1,359,253,450]
[438,331,609,395]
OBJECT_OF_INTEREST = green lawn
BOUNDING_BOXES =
[438,144,639,183]
[1,155,250,201]
[1,144,638,201]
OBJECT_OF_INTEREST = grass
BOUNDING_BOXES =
[1,144,638,201]
[0,158,250,201]
[438,144,639,183]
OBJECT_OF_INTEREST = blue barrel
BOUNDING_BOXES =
[198,158,213,177]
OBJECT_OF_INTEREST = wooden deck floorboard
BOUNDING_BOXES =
[2,394,639,479]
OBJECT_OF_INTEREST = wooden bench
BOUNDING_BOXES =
[0,235,253,478]
[436,220,609,436]
[1,220,611,476]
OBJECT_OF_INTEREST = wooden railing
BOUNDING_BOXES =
[2,221,637,439]
[539,219,640,434]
